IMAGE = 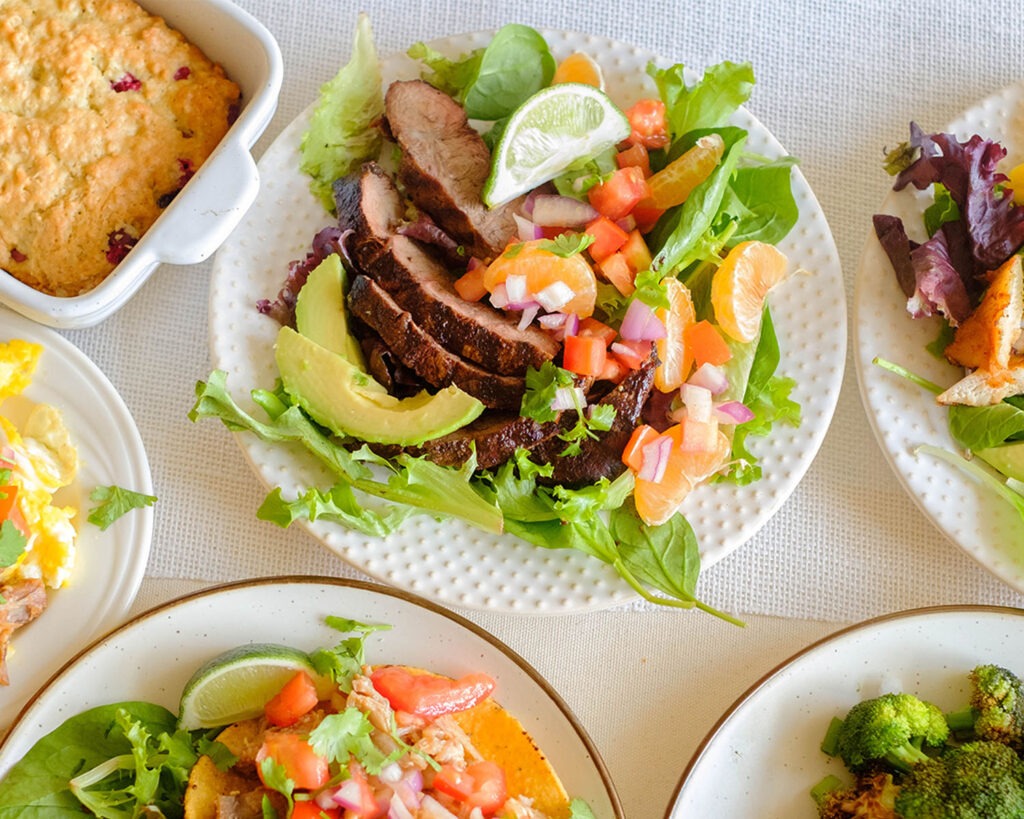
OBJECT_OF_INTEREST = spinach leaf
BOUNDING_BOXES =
[647,60,755,138]
[610,502,700,600]
[719,160,799,245]
[949,401,1024,451]
[0,702,183,818]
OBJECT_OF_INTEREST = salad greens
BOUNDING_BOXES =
[87,485,158,531]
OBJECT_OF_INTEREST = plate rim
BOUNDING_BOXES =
[662,603,1024,817]
[0,574,625,818]
[207,27,846,614]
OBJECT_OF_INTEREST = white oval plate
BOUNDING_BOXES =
[0,577,623,817]
[666,605,1024,817]
[209,29,845,613]
[854,81,1024,592]
[0,307,153,731]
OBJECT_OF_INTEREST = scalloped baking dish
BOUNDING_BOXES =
[0,0,283,329]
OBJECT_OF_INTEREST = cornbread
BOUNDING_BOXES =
[0,0,241,296]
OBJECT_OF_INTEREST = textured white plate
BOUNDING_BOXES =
[209,30,845,613]
[666,605,1024,817]
[854,82,1024,593]
[0,577,623,818]
[0,307,153,731]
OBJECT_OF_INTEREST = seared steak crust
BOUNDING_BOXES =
[334,162,405,271]
[383,80,520,261]
[348,274,525,409]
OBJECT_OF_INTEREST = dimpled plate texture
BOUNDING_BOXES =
[666,605,1024,816]
[0,578,623,818]
[209,30,845,613]
[0,307,153,731]
[855,82,1024,594]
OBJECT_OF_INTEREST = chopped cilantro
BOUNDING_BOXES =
[308,708,399,775]
[309,616,391,692]
[502,242,524,258]
[632,268,671,309]
[540,231,595,258]
[0,468,11,485]
[520,361,575,423]
[0,520,26,568]
[87,485,157,531]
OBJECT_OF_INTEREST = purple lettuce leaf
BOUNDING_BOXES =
[906,227,972,324]
[256,226,345,325]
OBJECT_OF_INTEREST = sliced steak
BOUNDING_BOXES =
[533,353,659,486]
[0,578,47,685]
[333,162,406,271]
[383,80,520,261]
[365,235,558,376]
[348,275,525,409]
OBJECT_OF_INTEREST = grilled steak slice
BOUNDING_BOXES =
[383,80,520,261]
[334,162,406,271]
[533,352,659,487]
[348,275,525,409]
[0,578,47,685]
[365,235,558,376]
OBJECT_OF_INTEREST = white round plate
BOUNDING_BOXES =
[0,307,153,731]
[854,81,1024,592]
[666,605,1024,817]
[209,30,845,613]
[0,576,623,817]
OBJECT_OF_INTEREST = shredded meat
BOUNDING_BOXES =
[415,714,482,766]
[0,578,47,685]
[348,673,396,733]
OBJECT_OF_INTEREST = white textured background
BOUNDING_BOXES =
[22,0,1024,815]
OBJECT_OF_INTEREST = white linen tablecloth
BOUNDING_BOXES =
[23,0,1024,815]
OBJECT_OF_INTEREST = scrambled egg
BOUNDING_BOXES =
[0,340,79,589]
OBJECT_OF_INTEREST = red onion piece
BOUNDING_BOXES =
[489,283,509,309]
[639,436,672,483]
[687,363,729,395]
[419,796,460,819]
[536,280,575,312]
[714,400,755,424]
[517,303,540,330]
[389,793,416,819]
[563,312,580,337]
[330,779,365,811]
[550,386,585,411]
[619,298,667,341]
[530,194,599,227]
[616,213,638,232]
[513,213,543,242]
[505,273,528,304]
[538,312,568,329]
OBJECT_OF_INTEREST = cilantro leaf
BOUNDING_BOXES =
[0,520,26,568]
[258,756,295,814]
[540,232,595,258]
[87,485,157,531]
[310,617,391,691]
[308,709,397,775]
[570,798,599,819]
[632,269,671,310]
[520,361,574,423]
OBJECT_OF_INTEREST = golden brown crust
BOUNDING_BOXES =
[0,0,240,296]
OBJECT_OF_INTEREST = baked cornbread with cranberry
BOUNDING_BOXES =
[0,0,241,296]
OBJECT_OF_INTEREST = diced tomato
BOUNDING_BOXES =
[587,166,649,221]
[597,252,635,296]
[0,485,18,524]
[620,230,653,274]
[265,670,319,727]
[624,99,670,149]
[433,761,508,815]
[454,264,488,302]
[615,143,651,177]
[584,216,629,263]
[539,224,570,240]
[622,424,660,472]
[292,802,340,819]
[370,666,495,719]
[611,339,653,370]
[578,316,617,346]
[631,199,666,234]
[562,334,607,377]
[256,732,329,790]
[597,355,628,383]
[684,320,733,368]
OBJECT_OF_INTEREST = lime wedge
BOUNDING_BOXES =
[177,643,332,730]
[483,82,631,207]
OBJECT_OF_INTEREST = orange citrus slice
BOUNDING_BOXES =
[483,239,598,317]
[551,52,604,89]
[645,133,725,210]
[653,277,696,392]
[710,241,789,343]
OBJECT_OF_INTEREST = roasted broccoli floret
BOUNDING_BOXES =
[813,771,899,819]
[894,740,1024,818]
[835,693,949,772]
[969,664,1024,751]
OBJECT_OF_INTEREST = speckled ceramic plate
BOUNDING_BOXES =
[208,29,845,613]
[854,81,1024,593]
[0,577,623,818]
[665,605,1024,817]
[0,307,152,731]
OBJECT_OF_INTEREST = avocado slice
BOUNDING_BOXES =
[976,441,1024,482]
[275,325,483,446]
[294,253,369,372]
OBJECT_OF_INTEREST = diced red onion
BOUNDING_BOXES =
[536,280,575,312]
[389,793,417,819]
[616,213,637,232]
[538,312,568,330]
[530,194,599,227]
[679,383,713,423]
[506,298,540,312]
[714,400,755,424]
[467,809,486,819]
[467,256,484,272]
[419,796,460,819]
[379,762,403,785]
[639,436,672,483]
[521,188,540,218]
[562,312,580,337]
[517,303,540,330]
[619,298,667,341]
[505,274,528,304]
[513,213,543,241]
[490,283,509,309]
[316,791,337,810]
[330,779,365,811]
[687,363,729,395]
[551,386,585,411]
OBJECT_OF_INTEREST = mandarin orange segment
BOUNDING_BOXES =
[710,240,789,343]
[645,133,725,210]
[551,51,604,89]
[483,239,598,317]
[653,277,696,392]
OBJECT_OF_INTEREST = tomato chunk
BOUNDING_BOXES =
[625,99,670,149]
[584,216,629,263]
[370,666,495,718]
[615,143,651,177]
[433,761,508,815]
[578,316,617,346]
[587,167,649,221]
[0,485,18,524]
[454,263,488,302]
[562,334,607,377]
[256,732,329,790]
[265,670,319,727]
[292,802,340,819]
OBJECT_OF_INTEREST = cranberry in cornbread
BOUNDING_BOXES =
[0,0,241,296]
